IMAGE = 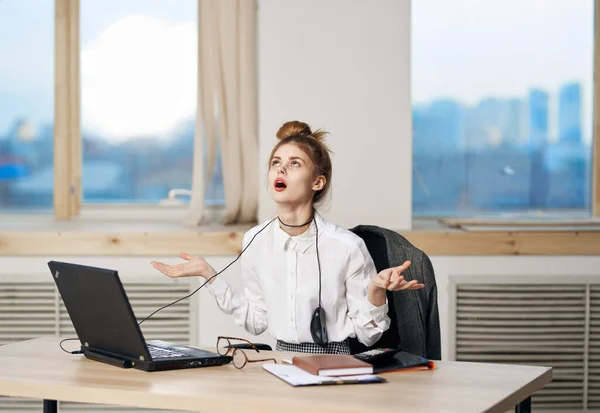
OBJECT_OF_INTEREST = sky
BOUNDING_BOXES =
[80,6,197,140]
[412,0,594,141]
[0,0,197,142]
[0,0,595,142]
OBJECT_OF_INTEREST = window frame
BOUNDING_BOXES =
[53,0,222,221]
[54,0,79,220]
[593,0,600,218]
[50,0,598,221]
[411,0,600,221]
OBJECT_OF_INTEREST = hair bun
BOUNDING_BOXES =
[276,121,312,140]
[276,120,328,142]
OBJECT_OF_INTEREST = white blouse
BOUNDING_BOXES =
[206,212,391,347]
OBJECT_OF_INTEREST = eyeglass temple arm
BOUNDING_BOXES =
[218,336,261,352]
[246,357,277,364]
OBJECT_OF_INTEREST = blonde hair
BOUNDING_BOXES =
[269,121,333,206]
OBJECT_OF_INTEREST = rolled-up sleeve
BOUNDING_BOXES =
[345,242,391,346]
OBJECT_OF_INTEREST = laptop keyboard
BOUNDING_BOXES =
[148,345,188,359]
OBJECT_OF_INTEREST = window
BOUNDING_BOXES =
[412,1,594,216]
[80,0,223,205]
[0,1,54,211]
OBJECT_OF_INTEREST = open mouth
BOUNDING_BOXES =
[274,178,287,191]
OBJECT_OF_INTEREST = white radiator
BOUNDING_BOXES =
[449,275,600,412]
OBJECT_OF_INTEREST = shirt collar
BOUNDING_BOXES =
[272,219,289,251]
[273,211,327,254]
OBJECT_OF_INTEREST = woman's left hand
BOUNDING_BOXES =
[369,260,425,292]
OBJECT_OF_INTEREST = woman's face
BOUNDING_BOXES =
[268,143,323,206]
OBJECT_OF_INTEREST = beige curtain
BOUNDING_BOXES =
[186,0,259,225]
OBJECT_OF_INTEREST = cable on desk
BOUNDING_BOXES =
[138,218,275,326]
[59,338,83,355]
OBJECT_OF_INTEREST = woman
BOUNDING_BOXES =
[152,121,424,354]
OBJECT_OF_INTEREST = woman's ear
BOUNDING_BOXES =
[313,176,326,191]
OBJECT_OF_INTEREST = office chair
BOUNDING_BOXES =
[349,225,441,360]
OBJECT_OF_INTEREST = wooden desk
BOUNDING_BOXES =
[0,338,551,413]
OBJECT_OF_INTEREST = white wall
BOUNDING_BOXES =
[258,0,412,230]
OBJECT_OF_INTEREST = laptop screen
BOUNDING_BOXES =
[48,261,151,362]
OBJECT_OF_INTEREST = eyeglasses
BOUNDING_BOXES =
[216,336,277,369]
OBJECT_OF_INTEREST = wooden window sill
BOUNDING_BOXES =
[0,217,598,256]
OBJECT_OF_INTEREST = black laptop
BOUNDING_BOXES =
[48,261,232,372]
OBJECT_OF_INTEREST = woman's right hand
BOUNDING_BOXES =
[151,253,217,281]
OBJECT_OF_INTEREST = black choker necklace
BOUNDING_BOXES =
[278,215,313,228]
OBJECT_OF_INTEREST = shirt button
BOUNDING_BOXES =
[291,271,295,276]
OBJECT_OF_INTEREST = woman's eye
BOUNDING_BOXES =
[292,161,300,167]
[271,160,279,166]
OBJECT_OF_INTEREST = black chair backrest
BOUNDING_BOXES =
[348,225,441,360]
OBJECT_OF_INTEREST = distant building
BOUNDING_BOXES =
[527,88,549,148]
[558,82,583,144]
[504,98,527,147]
[465,98,526,149]
[413,99,463,155]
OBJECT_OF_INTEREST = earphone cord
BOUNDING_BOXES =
[60,214,320,355]
[142,213,319,326]
[137,216,278,327]
[314,216,322,308]
[59,217,278,355]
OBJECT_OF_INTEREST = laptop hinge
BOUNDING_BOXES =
[83,348,134,369]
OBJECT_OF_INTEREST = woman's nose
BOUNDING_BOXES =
[277,166,286,175]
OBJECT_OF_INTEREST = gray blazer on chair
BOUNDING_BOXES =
[349,225,441,360]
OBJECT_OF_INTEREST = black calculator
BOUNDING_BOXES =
[353,348,399,363]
